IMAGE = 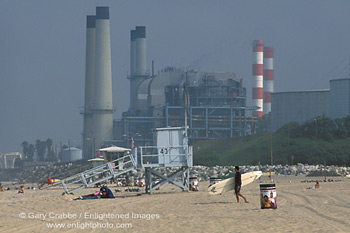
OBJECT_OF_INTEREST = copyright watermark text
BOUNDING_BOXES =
[18,211,160,229]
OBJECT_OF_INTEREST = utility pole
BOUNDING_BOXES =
[314,118,318,143]
[183,84,188,139]
[68,140,71,160]
[288,124,291,165]
[270,134,273,166]
[270,133,273,182]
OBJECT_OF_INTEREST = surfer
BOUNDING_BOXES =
[234,166,248,203]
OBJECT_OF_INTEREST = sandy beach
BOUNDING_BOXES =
[1,175,350,233]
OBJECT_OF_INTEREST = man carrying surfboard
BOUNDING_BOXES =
[234,166,249,203]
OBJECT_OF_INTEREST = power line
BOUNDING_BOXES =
[311,56,350,89]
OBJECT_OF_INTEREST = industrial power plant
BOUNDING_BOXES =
[80,6,277,159]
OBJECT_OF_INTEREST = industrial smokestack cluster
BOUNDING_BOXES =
[81,7,274,158]
[82,7,114,159]
[252,40,274,117]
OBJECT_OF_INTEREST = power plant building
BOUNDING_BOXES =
[330,78,350,119]
[270,90,330,131]
[82,9,260,157]
[115,68,258,147]
[113,27,258,147]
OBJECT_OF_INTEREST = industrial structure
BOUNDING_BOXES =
[330,78,350,119]
[82,15,95,160]
[263,47,274,115]
[270,90,330,131]
[270,77,350,131]
[112,26,261,148]
[81,8,278,157]
[61,147,83,163]
[115,66,258,148]
[79,7,350,158]
[252,41,275,117]
[82,7,114,159]
[252,40,264,117]
[0,152,22,169]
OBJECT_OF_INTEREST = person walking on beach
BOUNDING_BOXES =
[234,166,248,203]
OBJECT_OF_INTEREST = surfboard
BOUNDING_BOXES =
[208,171,262,195]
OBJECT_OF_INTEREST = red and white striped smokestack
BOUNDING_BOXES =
[263,47,274,115]
[252,40,264,117]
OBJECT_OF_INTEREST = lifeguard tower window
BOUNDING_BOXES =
[136,127,193,168]
[133,127,193,194]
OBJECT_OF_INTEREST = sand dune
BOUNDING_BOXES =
[1,175,350,233]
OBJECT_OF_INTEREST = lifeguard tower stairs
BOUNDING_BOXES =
[134,127,193,194]
[60,152,136,194]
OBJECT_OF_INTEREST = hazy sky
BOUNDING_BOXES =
[1,0,350,154]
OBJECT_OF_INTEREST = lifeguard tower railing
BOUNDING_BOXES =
[134,144,193,194]
[60,153,137,194]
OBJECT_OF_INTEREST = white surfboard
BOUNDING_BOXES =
[208,171,262,195]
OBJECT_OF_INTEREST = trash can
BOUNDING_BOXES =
[260,184,277,209]
[189,177,198,191]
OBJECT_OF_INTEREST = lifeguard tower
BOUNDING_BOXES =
[56,127,192,195]
[134,127,193,194]
[58,146,134,194]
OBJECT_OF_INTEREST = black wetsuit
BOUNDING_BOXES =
[234,171,241,194]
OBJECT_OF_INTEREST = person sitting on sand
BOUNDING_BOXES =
[100,186,115,198]
[74,186,115,200]
[307,181,320,189]
[18,186,24,194]
[315,181,320,188]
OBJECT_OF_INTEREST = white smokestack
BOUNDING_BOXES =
[83,15,96,159]
[135,26,146,76]
[93,6,114,151]
[130,30,136,76]
[129,26,147,111]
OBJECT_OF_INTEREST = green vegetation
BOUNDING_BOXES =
[193,117,350,167]
[16,138,59,168]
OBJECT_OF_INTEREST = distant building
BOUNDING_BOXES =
[61,147,83,162]
[0,152,22,169]
[271,90,330,131]
[114,69,258,148]
[330,78,350,119]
